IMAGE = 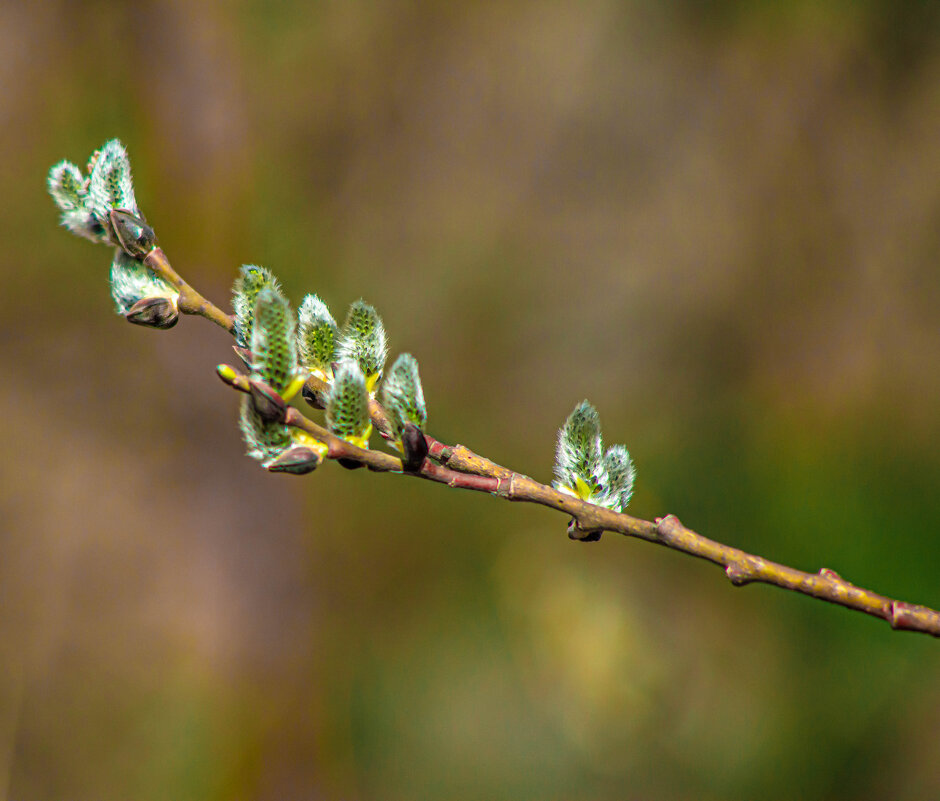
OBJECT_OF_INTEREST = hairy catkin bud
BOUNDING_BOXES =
[47,161,86,212]
[87,139,138,221]
[48,140,144,246]
[48,160,105,243]
[250,286,298,396]
[381,353,427,443]
[336,299,387,392]
[599,445,636,512]
[233,264,282,348]
[109,250,179,322]
[326,361,372,448]
[239,395,293,463]
[297,294,338,380]
[553,400,604,502]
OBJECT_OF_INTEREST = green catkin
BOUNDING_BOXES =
[336,299,387,389]
[326,361,372,447]
[600,444,636,512]
[297,294,338,378]
[87,139,138,223]
[109,249,177,315]
[233,264,282,348]
[554,400,604,501]
[381,353,427,442]
[48,161,86,211]
[251,286,298,395]
[239,395,293,464]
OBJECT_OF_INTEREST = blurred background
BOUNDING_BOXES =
[2,1,939,799]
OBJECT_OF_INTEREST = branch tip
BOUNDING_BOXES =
[216,364,240,386]
[568,518,602,542]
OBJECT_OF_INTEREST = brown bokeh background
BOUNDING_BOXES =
[2,2,939,799]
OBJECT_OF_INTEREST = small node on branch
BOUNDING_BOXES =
[725,564,751,586]
[655,515,682,540]
[567,518,602,542]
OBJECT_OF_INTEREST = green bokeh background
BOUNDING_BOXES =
[2,2,939,799]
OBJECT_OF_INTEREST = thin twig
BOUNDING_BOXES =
[152,246,940,639]
[144,248,235,333]
[218,368,502,494]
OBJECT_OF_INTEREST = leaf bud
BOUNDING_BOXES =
[567,519,602,542]
[265,445,322,475]
[302,383,327,410]
[248,378,287,423]
[110,209,156,258]
[124,296,179,329]
[400,422,428,472]
[216,364,240,386]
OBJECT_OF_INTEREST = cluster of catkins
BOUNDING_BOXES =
[48,140,634,511]
[47,140,180,328]
[229,264,427,475]
[553,401,635,513]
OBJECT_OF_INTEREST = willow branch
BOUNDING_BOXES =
[217,367,502,493]
[152,247,940,639]
[143,248,235,333]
